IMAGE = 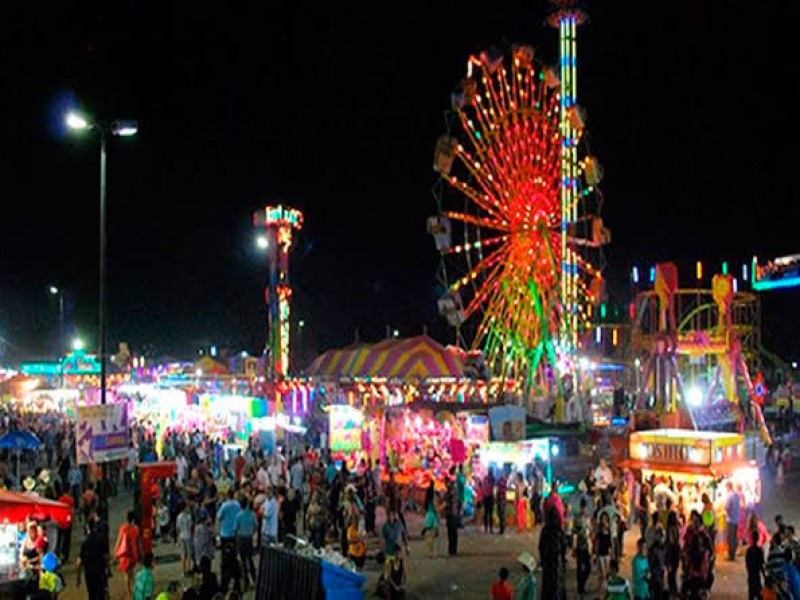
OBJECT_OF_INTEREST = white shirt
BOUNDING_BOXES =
[125,448,138,472]
[176,455,188,483]
[256,467,269,491]
[176,510,193,541]
[268,463,282,487]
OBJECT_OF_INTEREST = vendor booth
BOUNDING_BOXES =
[0,490,71,590]
[620,429,761,534]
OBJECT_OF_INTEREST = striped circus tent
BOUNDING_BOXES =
[307,335,464,380]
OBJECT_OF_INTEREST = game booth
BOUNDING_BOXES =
[620,428,760,551]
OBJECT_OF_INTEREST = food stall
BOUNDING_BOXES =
[620,429,760,529]
[0,490,72,593]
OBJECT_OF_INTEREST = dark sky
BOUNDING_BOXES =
[1,1,798,363]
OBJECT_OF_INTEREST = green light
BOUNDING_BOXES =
[722,261,728,275]
[475,131,481,140]
[600,303,607,319]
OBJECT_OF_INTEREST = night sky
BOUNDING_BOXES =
[1,1,798,363]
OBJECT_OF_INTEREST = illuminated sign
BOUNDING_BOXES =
[328,405,363,453]
[629,429,745,468]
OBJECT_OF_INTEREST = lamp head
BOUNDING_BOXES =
[65,112,90,130]
[111,120,138,137]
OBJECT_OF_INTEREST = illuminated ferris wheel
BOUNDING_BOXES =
[429,37,608,397]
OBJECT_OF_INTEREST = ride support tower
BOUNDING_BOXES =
[253,205,303,379]
[548,0,587,357]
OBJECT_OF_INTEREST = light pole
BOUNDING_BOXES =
[48,286,65,355]
[66,110,137,532]
[66,112,137,408]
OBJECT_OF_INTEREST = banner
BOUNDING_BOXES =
[328,405,363,453]
[488,405,526,441]
[76,404,130,465]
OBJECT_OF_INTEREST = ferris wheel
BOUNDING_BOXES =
[428,44,609,394]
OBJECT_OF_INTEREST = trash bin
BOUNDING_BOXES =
[320,560,366,600]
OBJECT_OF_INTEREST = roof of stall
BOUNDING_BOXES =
[307,335,465,380]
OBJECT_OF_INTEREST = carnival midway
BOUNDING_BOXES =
[3,3,800,600]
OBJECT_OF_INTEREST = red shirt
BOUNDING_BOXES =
[58,494,74,509]
[490,580,513,600]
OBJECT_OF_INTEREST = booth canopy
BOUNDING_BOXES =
[194,356,229,375]
[0,490,72,529]
[307,335,464,380]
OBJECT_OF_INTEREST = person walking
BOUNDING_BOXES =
[539,506,566,600]
[746,529,766,600]
[114,511,143,600]
[495,469,507,535]
[235,498,258,589]
[572,497,592,598]
[422,480,439,558]
[75,520,108,600]
[482,469,495,534]
[445,468,460,556]
[725,481,741,561]
[176,502,194,577]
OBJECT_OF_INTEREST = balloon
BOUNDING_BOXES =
[42,551,58,572]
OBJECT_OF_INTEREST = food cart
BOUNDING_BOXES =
[620,429,761,524]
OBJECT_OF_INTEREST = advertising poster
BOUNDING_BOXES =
[488,405,526,441]
[328,405,363,453]
[76,404,130,465]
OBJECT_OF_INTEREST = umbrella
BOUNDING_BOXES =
[0,430,42,478]
[0,430,42,450]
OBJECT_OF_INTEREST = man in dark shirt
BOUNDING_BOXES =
[746,530,765,600]
[76,521,108,600]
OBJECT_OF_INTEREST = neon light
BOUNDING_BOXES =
[753,276,800,291]
[600,303,607,319]
[722,261,728,275]
[649,267,656,283]
[733,278,738,293]
[632,266,639,283]
[742,263,748,282]
[612,328,619,346]
[595,326,602,344]
[696,261,703,280]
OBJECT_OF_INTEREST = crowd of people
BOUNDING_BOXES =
[4,402,800,599]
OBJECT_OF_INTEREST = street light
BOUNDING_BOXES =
[72,338,84,351]
[65,109,138,410]
[48,285,65,355]
[256,235,269,249]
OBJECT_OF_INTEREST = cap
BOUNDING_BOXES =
[517,551,536,571]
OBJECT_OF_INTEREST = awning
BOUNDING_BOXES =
[307,335,464,380]
[0,490,72,529]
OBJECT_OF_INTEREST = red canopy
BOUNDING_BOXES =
[0,490,72,529]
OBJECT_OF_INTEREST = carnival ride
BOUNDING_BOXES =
[631,262,771,443]
[253,204,303,379]
[428,1,609,413]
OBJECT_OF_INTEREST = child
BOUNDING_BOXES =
[133,552,155,600]
[157,498,170,542]
[346,519,367,571]
[605,561,631,600]
[490,566,513,600]
[631,538,650,600]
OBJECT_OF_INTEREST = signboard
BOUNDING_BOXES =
[488,405,526,441]
[328,405,363,453]
[628,430,745,469]
[76,404,130,465]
